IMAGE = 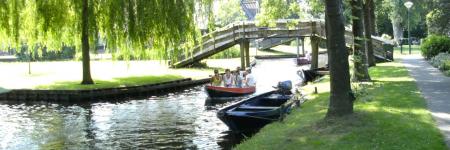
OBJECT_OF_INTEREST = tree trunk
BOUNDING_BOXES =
[325,0,354,117]
[352,0,371,81]
[369,0,376,35]
[311,36,320,69]
[81,0,94,84]
[392,20,403,45]
[363,0,376,67]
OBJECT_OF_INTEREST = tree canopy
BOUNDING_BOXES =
[0,0,212,84]
[212,0,246,28]
[255,0,302,26]
[426,0,450,35]
[0,0,212,61]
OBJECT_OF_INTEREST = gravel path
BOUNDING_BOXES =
[402,55,450,148]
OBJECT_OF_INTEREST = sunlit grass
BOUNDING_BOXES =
[0,60,219,91]
[394,45,421,55]
[235,61,446,150]
[34,75,184,90]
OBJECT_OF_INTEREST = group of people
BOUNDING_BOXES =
[211,67,256,88]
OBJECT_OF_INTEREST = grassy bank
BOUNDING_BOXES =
[0,61,223,91]
[236,61,446,150]
[34,75,184,90]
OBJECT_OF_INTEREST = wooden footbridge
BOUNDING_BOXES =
[172,20,393,68]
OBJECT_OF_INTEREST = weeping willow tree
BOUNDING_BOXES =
[0,0,74,55]
[0,0,211,85]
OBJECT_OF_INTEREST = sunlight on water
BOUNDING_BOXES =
[0,58,326,149]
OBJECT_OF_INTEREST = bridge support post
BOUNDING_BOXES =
[296,37,300,57]
[245,40,250,68]
[311,36,319,69]
[301,37,305,56]
[240,40,250,69]
[240,41,245,69]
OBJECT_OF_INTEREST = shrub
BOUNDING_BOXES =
[16,46,76,61]
[209,46,241,59]
[420,35,450,59]
[430,53,450,75]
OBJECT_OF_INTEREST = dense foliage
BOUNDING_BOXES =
[430,53,450,76]
[255,0,301,27]
[0,0,213,84]
[16,46,76,61]
[0,0,212,62]
[213,0,246,28]
[256,0,289,27]
[375,0,435,41]
[421,35,450,59]
[209,46,240,59]
[426,0,450,35]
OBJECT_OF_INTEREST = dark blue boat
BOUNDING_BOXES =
[217,81,296,132]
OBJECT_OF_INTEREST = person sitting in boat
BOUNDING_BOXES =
[223,69,235,87]
[245,69,256,87]
[234,67,244,88]
[211,69,222,86]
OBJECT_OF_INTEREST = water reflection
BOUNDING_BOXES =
[0,58,326,149]
[0,86,235,149]
[0,103,91,150]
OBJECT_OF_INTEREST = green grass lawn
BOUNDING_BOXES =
[0,60,222,91]
[235,61,446,150]
[394,45,421,55]
[34,75,184,90]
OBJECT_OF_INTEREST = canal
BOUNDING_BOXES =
[0,57,327,149]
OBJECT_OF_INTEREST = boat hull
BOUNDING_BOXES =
[218,108,282,131]
[205,86,256,98]
[297,57,311,65]
[217,90,294,132]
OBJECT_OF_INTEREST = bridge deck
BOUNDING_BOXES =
[172,20,393,68]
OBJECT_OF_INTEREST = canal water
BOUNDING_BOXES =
[0,57,327,150]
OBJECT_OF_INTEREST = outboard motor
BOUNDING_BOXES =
[277,80,292,94]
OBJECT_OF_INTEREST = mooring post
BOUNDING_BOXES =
[400,39,403,54]
[240,40,246,69]
[245,40,250,68]
[311,22,319,69]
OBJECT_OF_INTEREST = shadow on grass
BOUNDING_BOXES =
[237,86,446,149]
[282,109,445,150]
[236,61,447,150]
[365,80,426,109]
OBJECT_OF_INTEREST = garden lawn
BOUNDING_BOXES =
[34,74,184,90]
[235,61,447,150]
[394,45,421,55]
[0,60,223,91]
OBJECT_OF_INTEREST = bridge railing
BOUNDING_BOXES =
[174,19,394,67]
[176,20,332,64]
